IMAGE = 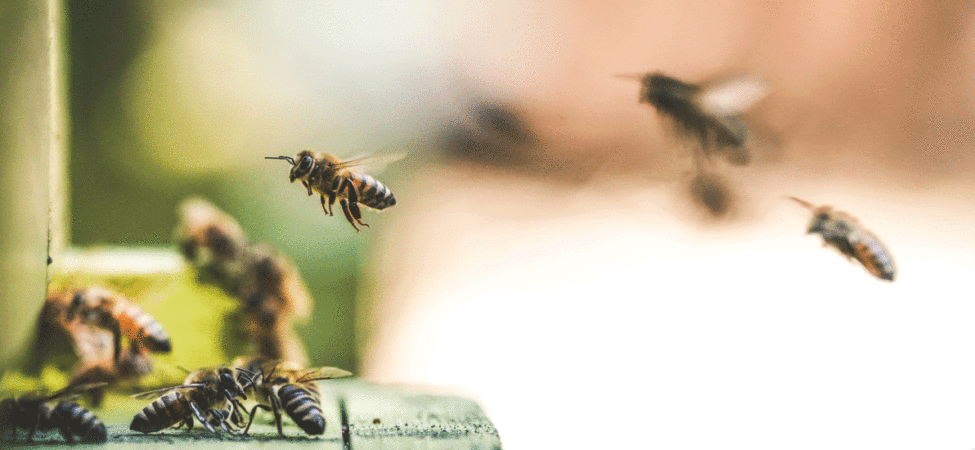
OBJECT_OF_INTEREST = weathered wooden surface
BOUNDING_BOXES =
[3,380,501,449]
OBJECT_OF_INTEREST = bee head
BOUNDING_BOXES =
[218,368,247,400]
[807,213,830,234]
[265,153,313,183]
[281,150,316,182]
[643,73,698,107]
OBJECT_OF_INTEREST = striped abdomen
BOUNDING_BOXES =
[50,402,107,443]
[347,172,396,210]
[113,302,172,353]
[278,383,325,435]
[130,392,192,433]
[849,231,896,281]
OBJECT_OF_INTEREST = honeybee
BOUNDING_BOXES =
[0,384,107,443]
[35,291,157,406]
[65,286,172,360]
[176,198,251,292]
[234,358,352,436]
[130,366,252,433]
[617,72,768,167]
[176,198,312,366]
[266,151,400,231]
[788,197,896,281]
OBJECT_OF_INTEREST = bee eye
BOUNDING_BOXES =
[297,156,314,172]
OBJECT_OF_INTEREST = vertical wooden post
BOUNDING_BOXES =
[0,0,65,368]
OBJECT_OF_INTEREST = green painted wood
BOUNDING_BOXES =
[5,380,501,450]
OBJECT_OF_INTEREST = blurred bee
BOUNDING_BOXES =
[788,197,896,281]
[129,366,252,434]
[266,151,400,231]
[237,244,312,366]
[65,286,172,361]
[175,199,312,366]
[176,198,251,293]
[36,291,156,406]
[617,72,768,167]
[234,358,352,436]
[0,383,107,443]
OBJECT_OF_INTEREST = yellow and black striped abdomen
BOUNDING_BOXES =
[130,392,191,433]
[850,231,896,281]
[347,172,396,211]
[114,302,172,353]
[278,383,325,435]
[51,402,107,443]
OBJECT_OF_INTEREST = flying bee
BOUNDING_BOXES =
[0,383,108,443]
[233,358,352,436]
[788,197,896,281]
[616,72,769,167]
[266,151,401,231]
[65,286,172,361]
[129,366,252,434]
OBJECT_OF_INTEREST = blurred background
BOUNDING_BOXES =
[5,0,975,448]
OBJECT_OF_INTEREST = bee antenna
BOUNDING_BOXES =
[784,196,816,210]
[265,156,296,166]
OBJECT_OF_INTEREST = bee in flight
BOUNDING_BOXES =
[129,366,252,434]
[234,358,352,436]
[0,383,107,443]
[616,72,769,167]
[788,197,896,281]
[266,151,400,231]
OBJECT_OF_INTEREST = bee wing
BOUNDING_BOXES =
[130,383,206,400]
[331,153,407,174]
[46,382,110,401]
[697,75,769,117]
[297,367,354,382]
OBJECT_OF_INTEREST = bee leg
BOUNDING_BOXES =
[243,404,272,435]
[111,321,123,364]
[339,200,360,232]
[269,394,285,436]
[303,180,312,196]
[320,195,334,217]
[211,410,232,433]
[327,192,337,216]
[189,401,217,433]
[184,417,194,431]
[343,179,369,228]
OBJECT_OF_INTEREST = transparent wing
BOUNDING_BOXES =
[697,75,769,116]
[296,367,354,383]
[130,384,205,400]
[47,382,109,402]
[331,153,407,174]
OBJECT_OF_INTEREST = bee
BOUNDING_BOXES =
[175,199,312,365]
[176,198,251,292]
[788,197,896,281]
[266,151,400,231]
[234,358,352,436]
[35,291,157,406]
[65,286,172,361]
[0,384,107,443]
[617,72,768,167]
[129,366,252,434]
